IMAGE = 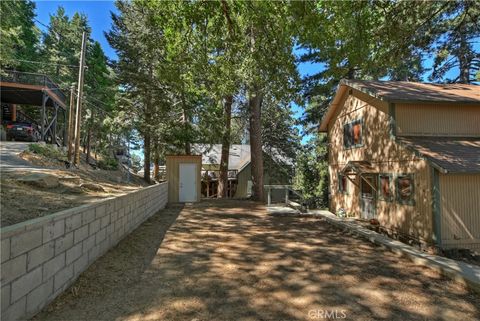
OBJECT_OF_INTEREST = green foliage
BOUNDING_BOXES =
[429,1,480,83]
[130,154,142,173]
[294,134,328,209]
[28,143,66,160]
[97,157,118,170]
[0,0,40,71]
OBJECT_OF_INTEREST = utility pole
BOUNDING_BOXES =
[67,85,75,163]
[73,32,87,166]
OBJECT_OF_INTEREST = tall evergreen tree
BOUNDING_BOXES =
[0,0,39,71]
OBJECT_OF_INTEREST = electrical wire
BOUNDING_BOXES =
[11,59,79,69]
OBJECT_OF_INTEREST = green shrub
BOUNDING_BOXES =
[28,143,66,160]
[97,157,118,170]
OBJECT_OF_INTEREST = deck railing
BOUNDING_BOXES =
[1,69,67,103]
[264,184,306,212]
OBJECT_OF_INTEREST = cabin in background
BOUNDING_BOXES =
[192,144,294,200]
[320,80,480,251]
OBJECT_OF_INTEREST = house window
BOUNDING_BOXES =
[338,173,348,194]
[378,174,393,201]
[396,174,414,205]
[343,119,363,148]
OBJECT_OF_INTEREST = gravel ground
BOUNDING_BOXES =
[33,200,480,321]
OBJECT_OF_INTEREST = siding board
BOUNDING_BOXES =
[440,174,480,251]
[396,103,480,136]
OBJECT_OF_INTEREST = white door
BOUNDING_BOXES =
[179,163,197,202]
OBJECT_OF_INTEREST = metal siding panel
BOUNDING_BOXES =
[440,174,480,250]
[396,104,480,136]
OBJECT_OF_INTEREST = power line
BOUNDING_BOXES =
[12,58,79,69]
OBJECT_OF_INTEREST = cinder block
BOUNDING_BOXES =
[26,278,53,314]
[65,214,82,232]
[11,265,42,302]
[43,219,65,243]
[1,296,25,321]
[89,219,101,235]
[54,232,74,255]
[82,209,95,225]
[82,234,95,254]
[100,214,110,229]
[1,254,26,283]
[88,244,101,262]
[27,241,54,271]
[95,204,106,218]
[1,284,11,310]
[1,238,10,263]
[43,253,65,280]
[65,242,82,265]
[73,253,89,276]
[106,224,114,237]
[95,228,107,245]
[53,264,73,291]
[73,225,89,244]
[10,228,42,257]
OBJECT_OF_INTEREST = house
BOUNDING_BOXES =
[192,144,294,199]
[319,80,480,251]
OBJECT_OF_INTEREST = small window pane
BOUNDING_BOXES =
[380,175,392,199]
[343,120,362,148]
[396,175,414,204]
[352,123,362,145]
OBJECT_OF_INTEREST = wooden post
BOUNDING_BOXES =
[40,93,46,141]
[67,85,75,162]
[285,187,289,205]
[11,104,16,122]
[206,171,210,198]
[267,187,271,206]
[74,32,87,166]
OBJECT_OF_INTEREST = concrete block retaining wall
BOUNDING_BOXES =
[1,182,168,321]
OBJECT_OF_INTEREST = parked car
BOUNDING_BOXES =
[6,122,41,142]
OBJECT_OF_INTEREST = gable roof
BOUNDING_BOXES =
[319,79,480,131]
[192,144,251,171]
[191,144,294,171]
[397,136,480,174]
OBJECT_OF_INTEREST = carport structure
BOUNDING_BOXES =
[0,69,68,145]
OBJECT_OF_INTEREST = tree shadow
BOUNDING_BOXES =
[32,200,480,321]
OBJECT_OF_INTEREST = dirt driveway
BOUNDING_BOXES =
[33,200,480,321]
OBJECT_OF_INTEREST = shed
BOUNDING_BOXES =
[166,155,202,203]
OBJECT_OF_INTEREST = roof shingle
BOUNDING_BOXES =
[397,136,480,173]
[342,80,480,104]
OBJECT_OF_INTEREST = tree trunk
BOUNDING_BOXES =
[218,95,233,198]
[248,88,264,201]
[182,107,191,155]
[153,140,160,181]
[458,29,470,83]
[143,132,151,183]
[86,125,91,165]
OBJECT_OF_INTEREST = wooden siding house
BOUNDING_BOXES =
[319,80,480,251]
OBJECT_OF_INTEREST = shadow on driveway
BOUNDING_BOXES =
[33,200,480,321]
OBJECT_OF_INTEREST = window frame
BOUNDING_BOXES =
[338,173,349,194]
[395,173,415,206]
[378,173,393,202]
[343,119,364,149]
